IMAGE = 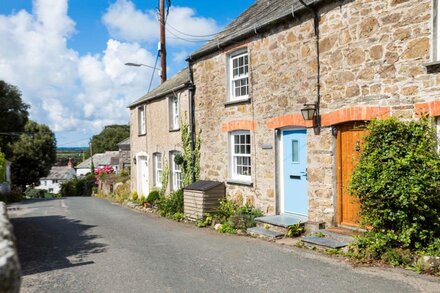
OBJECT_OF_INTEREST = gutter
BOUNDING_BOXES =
[127,82,190,109]
[299,0,322,134]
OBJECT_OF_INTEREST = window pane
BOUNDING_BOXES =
[245,134,250,144]
[234,135,239,144]
[246,145,251,154]
[240,135,245,144]
[235,145,239,154]
[292,140,299,162]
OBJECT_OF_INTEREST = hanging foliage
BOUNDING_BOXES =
[180,115,201,187]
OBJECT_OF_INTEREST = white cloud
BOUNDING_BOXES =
[102,0,219,45]
[0,0,158,146]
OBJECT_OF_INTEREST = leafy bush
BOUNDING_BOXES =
[219,222,237,234]
[131,192,138,202]
[138,195,146,205]
[286,224,305,237]
[157,189,183,218]
[146,190,160,204]
[196,214,213,228]
[60,174,96,197]
[211,198,263,230]
[112,181,130,203]
[24,188,46,199]
[0,188,23,203]
[213,199,239,223]
[349,118,440,262]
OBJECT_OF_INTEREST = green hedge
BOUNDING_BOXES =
[60,174,96,197]
[350,118,440,259]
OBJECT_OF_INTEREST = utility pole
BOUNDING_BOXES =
[159,0,167,83]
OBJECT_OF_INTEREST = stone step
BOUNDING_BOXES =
[320,230,355,243]
[255,214,307,234]
[247,227,284,240]
[301,236,349,249]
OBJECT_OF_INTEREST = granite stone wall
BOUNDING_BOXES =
[192,0,438,226]
[0,202,21,293]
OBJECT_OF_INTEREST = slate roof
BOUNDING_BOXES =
[76,151,119,169]
[189,0,320,60]
[117,137,130,147]
[41,166,75,180]
[128,68,190,108]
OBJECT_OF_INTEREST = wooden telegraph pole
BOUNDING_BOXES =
[159,0,167,83]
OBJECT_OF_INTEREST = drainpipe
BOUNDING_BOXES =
[299,0,321,134]
[187,60,197,183]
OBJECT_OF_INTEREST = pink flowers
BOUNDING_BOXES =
[94,165,114,176]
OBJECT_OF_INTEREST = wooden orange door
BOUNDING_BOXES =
[337,123,366,227]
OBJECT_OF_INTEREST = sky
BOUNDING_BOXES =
[0,0,255,147]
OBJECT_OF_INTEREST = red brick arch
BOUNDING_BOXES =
[415,100,440,117]
[221,120,257,132]
[320,106,391,126]
[266,114,312,129]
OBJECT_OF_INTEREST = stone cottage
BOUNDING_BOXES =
[117,137,131,171]
[187,0,440,228]
[128,69,191,197]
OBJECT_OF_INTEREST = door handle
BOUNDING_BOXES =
[290,175,301,180]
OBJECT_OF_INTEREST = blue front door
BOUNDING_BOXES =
[282,129,308,216]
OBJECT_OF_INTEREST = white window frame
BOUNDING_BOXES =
[170,151,182,191]
[229,50,249,102]
[138,106,146,135]
[169,96,179,130]
[229,131,251,182]
[153,153,162,187]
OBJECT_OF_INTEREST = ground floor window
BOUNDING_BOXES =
[153,153,162,187]
[229,131,251,182]
[170,151,182,191]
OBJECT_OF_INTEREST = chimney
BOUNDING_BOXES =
[67,158,73,168]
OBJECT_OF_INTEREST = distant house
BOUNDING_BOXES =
[36,161,76,194]
[75,151,119,177]
[117,137,130,171]
[128,68,190,197]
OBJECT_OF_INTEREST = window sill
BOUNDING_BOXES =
[225,97,251,107]
[169,128,180,132]
[424,61,440,74]
[226,179,253,186]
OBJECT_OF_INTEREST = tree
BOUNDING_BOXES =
[0,151,6,183]
[0,80,29,158]
[85,124,129,158]
[11,120,57,189]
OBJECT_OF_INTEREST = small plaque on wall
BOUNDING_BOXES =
[261,144,273,150]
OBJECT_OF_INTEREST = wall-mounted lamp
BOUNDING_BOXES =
[133,157,137,164]
[301,103,317,121]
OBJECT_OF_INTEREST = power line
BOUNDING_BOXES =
[166,22,219,38]
[148,52,160,92]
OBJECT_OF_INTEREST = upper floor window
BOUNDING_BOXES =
[229,50,249,101]
[169,96,179,130]
[138,106,146,135]
[170,151,182,191]
[230,131,251,182]
[153,153,162,187]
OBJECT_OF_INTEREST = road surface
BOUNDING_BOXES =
[8,197,440,292]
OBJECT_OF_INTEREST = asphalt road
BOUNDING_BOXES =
[8,197,440,293]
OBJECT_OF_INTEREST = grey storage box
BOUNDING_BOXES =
[184,180,225,220]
